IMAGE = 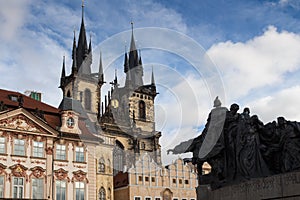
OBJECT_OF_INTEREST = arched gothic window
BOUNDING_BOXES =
[99,187,106,200]
[84,89,91,110]
[98,158,105,173]
[67,90,71,97]
[113,141,124,176]
[139,100,146,120]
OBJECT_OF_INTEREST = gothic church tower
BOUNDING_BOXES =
[59,2,104,123]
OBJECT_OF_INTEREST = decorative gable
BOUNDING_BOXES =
[0,108,58,136]
[0,114,45,133]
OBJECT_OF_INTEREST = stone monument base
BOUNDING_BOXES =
[197,171,300,200]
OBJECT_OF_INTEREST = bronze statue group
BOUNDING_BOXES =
[168,97,300,189]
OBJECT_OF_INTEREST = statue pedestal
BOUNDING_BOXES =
[197,171,300,200]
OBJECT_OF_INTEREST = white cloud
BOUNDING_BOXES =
[207,26,300,102]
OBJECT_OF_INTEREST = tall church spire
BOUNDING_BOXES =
[76,0,88,70]
[127,22,143,87]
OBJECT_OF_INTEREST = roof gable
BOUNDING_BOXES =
[0,108,58,136]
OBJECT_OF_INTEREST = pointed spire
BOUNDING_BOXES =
[77,0,88,69]
[151,66,155,86]
[62,56,66,78]
[60,56,66,88]
[72,30,77,74]
[130,21,137,52]
[98,51,104,84]
[124,46,129,73]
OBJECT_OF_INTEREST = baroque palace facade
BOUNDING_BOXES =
[0,3,198,200]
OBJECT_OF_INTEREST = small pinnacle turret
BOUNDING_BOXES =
[60,56,66,89]
[98,51,104,84]
[151,66,155,86]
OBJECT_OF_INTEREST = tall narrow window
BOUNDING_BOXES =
[0,176,4,198]
[67,90,71,97]
[113,141,124,175]
[56,144,66,160]
[32,178,43,199]
[75,182,85,200]
[99,187,106,200]
[13,177,24,198]
[56,180,66,200]
[139,101,146,120]
[75,147,84,162]
[14,139,25,156]
[0,137,5,154]
[98,158,105,173]
[33,141,44,157]
[84,89,91,110]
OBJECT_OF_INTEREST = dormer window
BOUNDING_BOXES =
[8,95,18,102]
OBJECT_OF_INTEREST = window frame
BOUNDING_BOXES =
[32,178,44,199]
[56,144,66,160]
[99,187,106,200]
[0,175,4,198]
[75,181,85,200]
[75,146,85,163]
[32,141,44,158]
[0,137,5,154]
[56,180,67,200]
[14,139,25,156]
[12,177,24,199]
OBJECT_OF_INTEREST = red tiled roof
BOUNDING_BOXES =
[0,88,59,113]
[0,88,61,128]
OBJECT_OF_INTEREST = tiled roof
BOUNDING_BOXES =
[0,88,61,129]
[0,88,59,113]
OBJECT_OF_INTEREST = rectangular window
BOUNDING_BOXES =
[138,176,142,182]
[155,198,161,200]
[13,177,24,198]
[185,180,189,184]
[0,137,5,154]
[173,198,179,200]
[56,180,66,200]
[145,176,149,182]
[179,179,182,184]
[56,144,66,160]
[14,139,25,156]
[151,177,155,182]
[33,141,44,157]
[75,182,85,200]
[0,176,4,198]
[75,147,84,162]
[32,178,43,199]
[134,197,141,200]
[172,179,176,184]
[145,197,151,200]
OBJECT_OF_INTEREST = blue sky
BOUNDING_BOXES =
[1,0,300,164]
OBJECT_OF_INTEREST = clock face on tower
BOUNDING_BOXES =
[66,117,75,128]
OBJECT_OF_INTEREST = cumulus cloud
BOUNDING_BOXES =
[207,26,300,102]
